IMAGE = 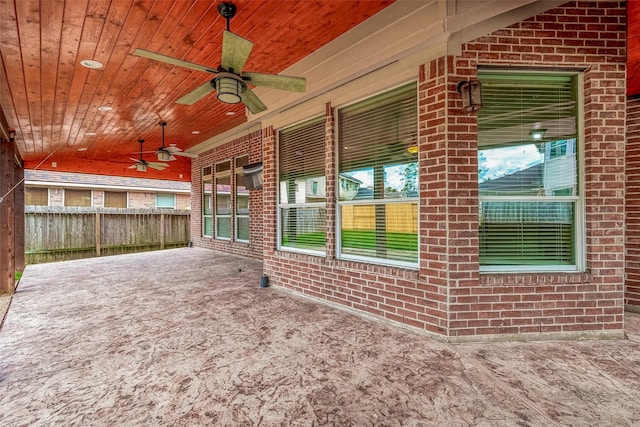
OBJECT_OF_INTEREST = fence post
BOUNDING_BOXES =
[95,212,101,257]
[160,213,165,249]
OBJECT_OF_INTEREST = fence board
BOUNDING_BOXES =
[24,207,190,264]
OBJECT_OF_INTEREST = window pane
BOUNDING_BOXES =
[65,189,91,207]
[477,71,579,268]
[25,187,48,206]
[278,116,326,254]
[279,117,326,204]
[217,217,231,239]
[281,206,326,251]
[236,217,249,241]
[156,193,175,208]
[104,191,127,208]
[340,202,418,263]
[216,176,231,214]
[338,83,418,266]
[479,201,574,265]
[203,176,213,237]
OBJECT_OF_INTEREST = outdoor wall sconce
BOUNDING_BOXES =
[529,129,547,141]
[456,79,483,112]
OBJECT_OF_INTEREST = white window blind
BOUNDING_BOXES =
[104,191,127,208]
[25,187,48,206]
[65,189,91,207]
[278,116,326,253]
[337,82,418,267]
[478,71,581,270]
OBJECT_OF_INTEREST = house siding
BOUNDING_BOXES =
[627,97,640,311]
[192,1,628,340]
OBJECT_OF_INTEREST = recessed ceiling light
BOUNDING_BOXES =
[191,131,200,135]
[226,111,236,116]
[97,106,112,112]
[80,59,104,69]
[77,147,88,151]
[85,132,97,136]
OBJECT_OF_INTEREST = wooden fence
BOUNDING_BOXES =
[25,206,191,264]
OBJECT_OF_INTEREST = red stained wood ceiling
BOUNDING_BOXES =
[0,0,394,180]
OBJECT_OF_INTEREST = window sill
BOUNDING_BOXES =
[479,271,592,285]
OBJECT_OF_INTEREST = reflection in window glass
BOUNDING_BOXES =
[478,71,580,269]
[337,82,418,266]
[203,171,213,237]
[235,156,250,242]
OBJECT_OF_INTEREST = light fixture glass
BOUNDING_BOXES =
[97,106,112,112]
[191,131,200,135]
[407,145,419,154]
[214,73,246,104]
[80,59,103,69]
[136,163,147,172]
[156,150,172,162]
[457,80,483,112]
[529,129,547,141]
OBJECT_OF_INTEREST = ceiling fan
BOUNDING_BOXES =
[129,139,169,172]
[153,121,198,162]
[133,2,306,114]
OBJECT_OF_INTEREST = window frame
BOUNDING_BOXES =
[234,155,250,243]
[202,166,213,238]
[477,70,585,273]
[25,186,49,206]
[276,115,327,256]
[64,188,92,207]
[335,82,420,269]
[104,191,128,208]
[214,159,232,240]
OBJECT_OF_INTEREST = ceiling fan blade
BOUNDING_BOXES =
[133,48,218,74]
[240,87,267,115]
[221,30,253,73]
[242,72,306,93]
[148,163,167,171]
[147,161,169,167]
[176,81,215,105]
[127,164,137,169]
[172,151,198,159]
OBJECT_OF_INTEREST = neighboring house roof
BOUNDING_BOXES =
[479,163,543,195]
[339,173,363,184]
[25,170,190,193]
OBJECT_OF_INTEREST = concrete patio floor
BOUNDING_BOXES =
[0,248,639,426]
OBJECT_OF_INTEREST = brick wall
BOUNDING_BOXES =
[176,193,191,210]
[627,97,640,311]
[191,130,263,259]
[128,192,156,209]
[446,1,627,337]
[195,1,628,340]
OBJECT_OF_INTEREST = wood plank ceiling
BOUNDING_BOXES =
[0,0,395,180]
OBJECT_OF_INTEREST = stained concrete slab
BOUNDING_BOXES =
[0,247,638,426]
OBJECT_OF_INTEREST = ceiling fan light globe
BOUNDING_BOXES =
[136,163,147,172]
[214,74,246,104]
[156,150,173,162]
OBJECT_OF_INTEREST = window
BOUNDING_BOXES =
[477,71,583,271]
[156,193,175,209]
[337,83,418,267]
[202,166,213,237]
[104,191,127,208]
[278,116,326,254]
[235,156,250,242]
[215,160,232,239]
[64,189,91,207]
[25,187,48,206]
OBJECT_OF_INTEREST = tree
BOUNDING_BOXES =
[401,162,418,195]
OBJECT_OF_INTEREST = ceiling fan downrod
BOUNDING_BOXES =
[218,2,237,32]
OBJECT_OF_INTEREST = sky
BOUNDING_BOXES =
[479,144,543,183]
